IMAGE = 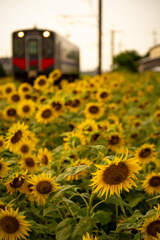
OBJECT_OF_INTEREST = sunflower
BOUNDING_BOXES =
[34,75,48,91]
[0,136,6,151]
[143,172,160,195]
[77,119,98,133]
[134,143,157,165]
[66,159,92,181]
[6,171,27,195]
[7,91,22,105]
[5,122,30,153]
[138,212,160,240]
[3,106,17,122]
[84,102,104,119]
[50,100,64,117]
[63,131,86,151]
[68,98,82,113]
[0,158,9,178]
[49,69,62,85]
[82,232,98,240]
[3,83,16,98]
[106,131,125,153]
[20,181,35,202]
[109,103,118,111]
[107,114,119,125]
[16,139,35,156]
[35,105,55,124]
[17,99,35,118]
[18,82,32,95]
[97,88,112,102]
[19,155,39,174]
[37,148,53,167]
[0,207,31,240]
[154,110,160,122]
[28,172,60,204]
[37,95,47,103]
[90,149,141,198]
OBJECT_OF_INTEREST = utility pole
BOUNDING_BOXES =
[152,31,157,46]
[98,0,102,75]
[110,29,122,71]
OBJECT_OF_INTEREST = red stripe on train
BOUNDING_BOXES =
[42,58,55,70]
[12,58,26,70]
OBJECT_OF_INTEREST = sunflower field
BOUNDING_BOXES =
[0,70,160,240]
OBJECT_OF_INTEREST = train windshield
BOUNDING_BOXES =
[13,37,24,57]
[29,39,38,56]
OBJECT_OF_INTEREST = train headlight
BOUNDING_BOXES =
[17,31,24,38]
[43,31,50,37]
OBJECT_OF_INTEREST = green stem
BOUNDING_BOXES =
[62,202,77,223]
[90,199,106,215]
[87,191,95,217]
[116,205,118,218]
[75,190,89,208]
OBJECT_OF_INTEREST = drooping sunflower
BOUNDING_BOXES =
[49,69,62,85]
[34,75,48,91]
[3,106,17,122]
[66,159,92,181]
[37,147,53,167]
[134,143,157,165]
[5,121,30,153]
[6,171,27,195]
[0,136,6,151]
[138,212,160,240]
[106,131,125,153]
[17,139,35,156]
[35,105,55,124]
[90,149,142,198]
[0,207,31,240]
[84,102,104,119]
[0,158,9,178]
[19,155,39,174]
[20,181,35,202]
[3,83,16,98]
[28,172,61,204]
[77,119,99,133]
[143,172,160,195]
[17,99,35,118]
[63,131,86,151]
[7,91,22,105]
[82,232,98,240]
[18,82,32,95]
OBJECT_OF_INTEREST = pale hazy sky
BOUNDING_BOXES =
[0,0,160,71]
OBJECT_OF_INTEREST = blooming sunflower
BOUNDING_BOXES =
[68,98,82,113]
[77,119,98,133]
[19,154,39,174]
[16,139,35,156]
[138,212,160,240]
[20,181,35,202]
[49,69,62,86]
[143,172,160,195]
[134,143,157,165]
[35,105,55,125]
[90,149,141,198]
[50,100,64,117]
[154,110,160,122]
[3,83,16,98]
[0,207,31,240]
[0,136,6,151]
[6,171,27,195]
[3,106,17,122]
[84,102,104,119]
[63,131,86,151]
[0,158,9,178]
[34,75,48,91]
[82,232,98,240]
[5,122,30,153]
[18,82,32,95]
[17,99,35,118]
[106,131,125,153]
[37,147,53,167]
[28,172,61,204]
[97,88,112,102]
[7,91,22,105]
[66,159,92,181]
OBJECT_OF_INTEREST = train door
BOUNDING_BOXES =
[25,36,42,78]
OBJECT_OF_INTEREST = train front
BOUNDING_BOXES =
[12,28,54,81]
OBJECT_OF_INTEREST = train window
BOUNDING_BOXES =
[42,37,53,57]
[13,38,24,57]
[29,39,38,55]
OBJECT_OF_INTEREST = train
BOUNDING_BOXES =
[12,27,80,83]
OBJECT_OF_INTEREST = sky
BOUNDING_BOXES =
[0,0,160,71]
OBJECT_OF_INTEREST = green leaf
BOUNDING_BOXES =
[131,210,144,218]
[62,198,80,207]
[128,196,144,208]
[43,204,59,217]
[56,218,76,240]
[55,165,91,182]
[146,195,160,201]
[92,145,108,155]
[92,210,111,226]
[48,185,76,202]
[71,216,94,240]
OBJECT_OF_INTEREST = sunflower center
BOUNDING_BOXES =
[149,176,160,187]
[102,162,129,185]
[89,106,99,114]
[22,87,29,92]
[139,148,151,158]
[36,181,52,194]
[0,216,19,233]
[109,135,120,145]
[5,87,12,94]
[38,79,46,86]
[42,155,48,165]
[52,73,58,78]
[25,94,31,99]
[25,157,35,167]
[11,130,22,144]
[0,140,3,147]
[28,184,33,192]
[10,177,25,188]
[11,94,20,102]
[100,92,108,98]
[0,205,5,210]
[52,102,62,110]
[7,108,16,116]
[65,100,72,106]
[41,109,52,118]
[72,99,80,107]
[131,133,138,139]
[20,144,29,153]
[22,105,30,113]
[147,220,160,237]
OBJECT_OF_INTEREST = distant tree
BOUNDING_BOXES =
[113,50,143,72]
[0,63,7,77]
